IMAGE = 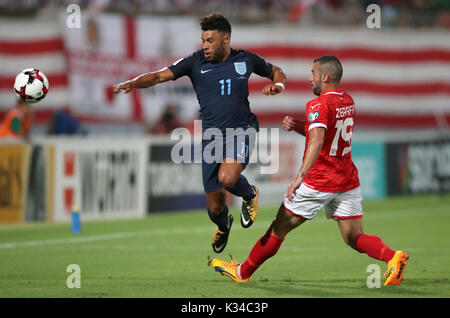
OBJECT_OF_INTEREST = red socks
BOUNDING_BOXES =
[239,233,284,280]
[355,234,396,263]
[238,232,395,280]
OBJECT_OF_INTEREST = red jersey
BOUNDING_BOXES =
[302,89,360,193]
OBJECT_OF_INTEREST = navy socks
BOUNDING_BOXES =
[226,175,255,201]
[208,205,230,232]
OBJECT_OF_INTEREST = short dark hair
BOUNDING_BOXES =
[313,56,343,82]
[200,13,231,34]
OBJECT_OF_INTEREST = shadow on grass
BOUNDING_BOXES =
[237,277,444,298]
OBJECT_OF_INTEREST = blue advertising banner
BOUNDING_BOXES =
[351,141,387,200]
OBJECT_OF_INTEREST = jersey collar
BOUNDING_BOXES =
[321,88,344,96]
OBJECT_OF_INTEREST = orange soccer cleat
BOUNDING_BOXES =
[211,257,250,283]
[384,251,409,286]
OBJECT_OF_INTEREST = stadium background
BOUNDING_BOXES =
[0,0,449,299]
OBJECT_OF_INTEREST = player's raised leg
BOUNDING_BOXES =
[338,218,409,286]
[207,189,233,253]
[212,204,306,282]
[218,160,258,228]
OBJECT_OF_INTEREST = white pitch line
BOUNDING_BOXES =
[0,206,445,249]
[0,225,208,249]
[0,223,269,249]
[0,232,146,249]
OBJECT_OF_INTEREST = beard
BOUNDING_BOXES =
[312,80,322,96]
[313,86,321,96]
[211,45,227,62]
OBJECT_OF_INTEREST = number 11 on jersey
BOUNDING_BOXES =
[219,79,231,95]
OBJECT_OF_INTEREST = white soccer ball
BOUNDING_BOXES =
[14,68,49,103]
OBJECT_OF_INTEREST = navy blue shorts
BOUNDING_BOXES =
[202,129,256,193]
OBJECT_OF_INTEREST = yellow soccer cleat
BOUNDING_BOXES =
[211,214,233,253]
[211,258,250,283]
[241,185,259,228]
[384,251,409,286]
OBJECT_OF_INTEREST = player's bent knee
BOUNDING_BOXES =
[218,173,238,189]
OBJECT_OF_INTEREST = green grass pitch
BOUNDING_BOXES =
[0,194,449,298]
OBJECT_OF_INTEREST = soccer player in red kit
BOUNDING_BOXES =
[211,56,409,286]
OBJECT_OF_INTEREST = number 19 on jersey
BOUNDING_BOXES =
[330,117,354,156]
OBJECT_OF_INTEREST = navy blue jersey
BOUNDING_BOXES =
[168,48,273,132]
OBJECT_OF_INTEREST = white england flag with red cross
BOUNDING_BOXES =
[1,15,449,129]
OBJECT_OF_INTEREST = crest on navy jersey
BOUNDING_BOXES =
[234,62,247,75]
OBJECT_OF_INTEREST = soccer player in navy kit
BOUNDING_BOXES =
[113,13,286,253]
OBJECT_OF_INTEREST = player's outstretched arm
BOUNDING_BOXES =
[285,127,325,201]
[112,68,175,94]
[263,65,286,96]
[282,115,306,136]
